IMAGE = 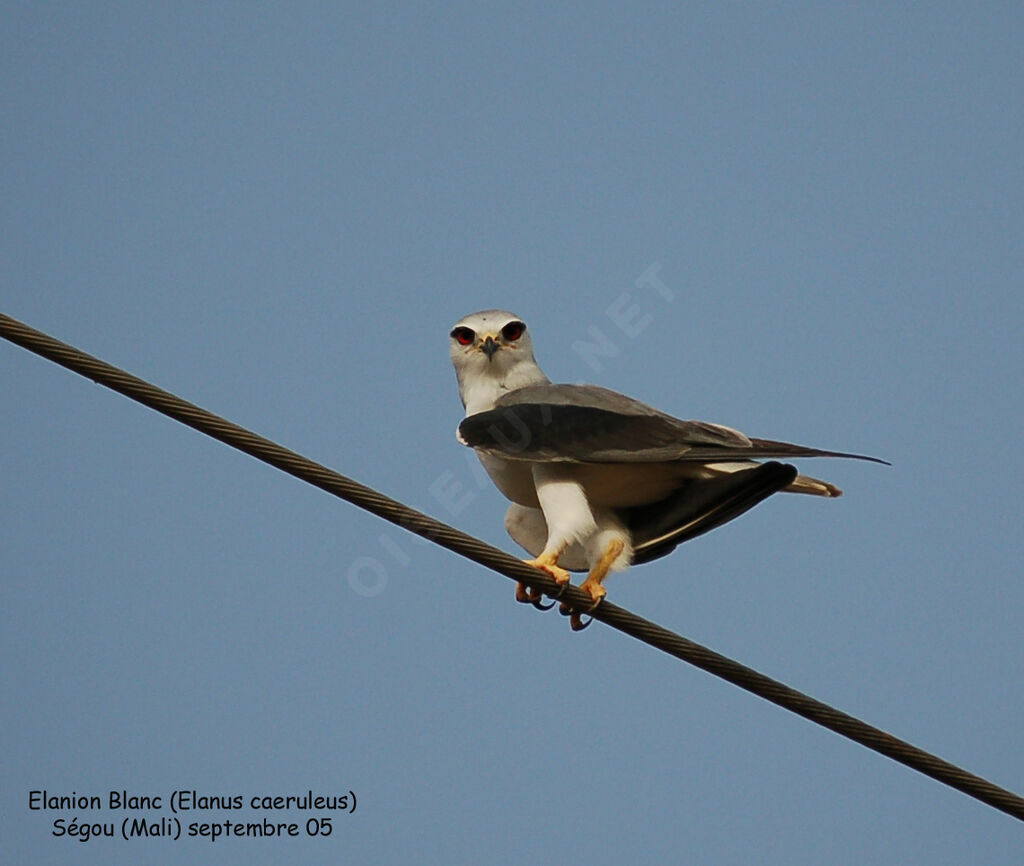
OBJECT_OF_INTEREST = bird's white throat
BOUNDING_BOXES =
[456,357,549,415]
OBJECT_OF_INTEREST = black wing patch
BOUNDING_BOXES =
[458,403,745,463]
[627,462,799,565]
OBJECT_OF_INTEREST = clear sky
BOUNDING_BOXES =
[2,3,1022,863]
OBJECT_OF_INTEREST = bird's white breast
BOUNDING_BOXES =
[564,462,686,507]
[475,452,712,510]
[476,453,542,508]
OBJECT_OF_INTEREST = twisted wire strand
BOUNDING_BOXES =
[2,311,1021,821]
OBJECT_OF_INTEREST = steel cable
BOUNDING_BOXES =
[2,310,1022,821]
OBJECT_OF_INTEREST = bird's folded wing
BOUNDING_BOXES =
[628,461,798,564]
[457,384,887,465]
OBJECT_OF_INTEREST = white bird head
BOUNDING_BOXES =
[449,309,549,414]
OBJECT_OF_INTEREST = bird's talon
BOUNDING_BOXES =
[570,612,593,631]
[557,600,595,630]
[515,582,542,604]
[556,589,603,630]
[516,581,556,610]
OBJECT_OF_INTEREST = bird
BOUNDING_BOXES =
[449,309,886,629]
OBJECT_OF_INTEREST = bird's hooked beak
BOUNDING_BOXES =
[480,334,500,362]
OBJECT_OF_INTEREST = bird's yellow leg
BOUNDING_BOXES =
[579,538,623,604]
[562,538,624,630]
[518,546,571,604]
[523,549,572,585]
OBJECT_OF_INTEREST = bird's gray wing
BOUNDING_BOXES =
[458,383,887,464]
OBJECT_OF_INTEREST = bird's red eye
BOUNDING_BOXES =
[501,321,525,341]
[451,326,475,346]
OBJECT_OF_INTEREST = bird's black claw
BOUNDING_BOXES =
[558,598,601,631]
[570,612,593,631]
[516,582,555,609]
[515,582,538,604]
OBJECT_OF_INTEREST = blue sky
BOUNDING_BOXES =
[2,3,1022,863]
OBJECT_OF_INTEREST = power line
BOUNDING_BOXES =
[2,310,1022,822]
